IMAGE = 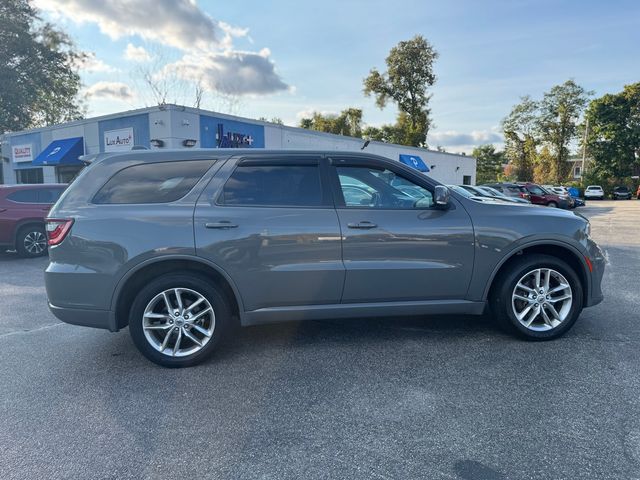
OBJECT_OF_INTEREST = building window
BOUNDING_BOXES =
[16,168,44,184]
[462,175,472,185]
[56,165,84,184]
[574,166,581,178]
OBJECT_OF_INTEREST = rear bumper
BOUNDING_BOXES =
[48,303,117,332]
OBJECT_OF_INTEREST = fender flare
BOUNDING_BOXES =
[481,237,591,301]
[109,254,246,318]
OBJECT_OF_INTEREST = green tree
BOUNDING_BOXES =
[502,96,539,181]
[298,108,363,138]
[533,146,557,184]
[538,80,591,183]
[472,144,505,184]
[363,35,438,146]
[584,82,640,179]
[0,0,85,133]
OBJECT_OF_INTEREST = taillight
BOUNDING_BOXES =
[45,218,74,246]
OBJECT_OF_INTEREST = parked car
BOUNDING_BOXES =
[0,184,67,257]
[45,150,605,367]
[518,182,571,209]
[612,186,632,200]
[482,183,531,202]
[584,185,605,200]
[637,185,640,199]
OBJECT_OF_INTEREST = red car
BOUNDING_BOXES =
[518,182,570,209]
[0,184,66,257]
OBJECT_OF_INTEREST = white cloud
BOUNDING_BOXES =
[428,129,503,147]
[34,0,291,98]
[165,49,290,96]
[86,81,135,101]
[124,43,151,62]
[296,108,338,120]
[78,52,117,73]
[34,0,220,50]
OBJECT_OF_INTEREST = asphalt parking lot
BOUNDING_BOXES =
[1,200,639,480]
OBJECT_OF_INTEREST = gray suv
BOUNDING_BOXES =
[45,150,605,367]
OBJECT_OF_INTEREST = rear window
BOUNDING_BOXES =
[93,160,213,204]
[7,189,39,203]
[220,165,323,207]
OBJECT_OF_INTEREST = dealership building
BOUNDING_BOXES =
[1,104,475,185]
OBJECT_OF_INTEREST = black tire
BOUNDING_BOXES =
[547,201,558,208]
[129,273,232,367]
[491,254,583,340]
[15,224,47,258]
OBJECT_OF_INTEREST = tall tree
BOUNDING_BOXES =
[299,108,363,138]
[584,82,640,179]
[538,80,591,182]
[502,96,539,181]
[0,0,86,132]
[472,144,505,184]
[363,35,438,146]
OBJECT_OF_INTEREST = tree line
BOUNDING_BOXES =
[475,80,640,188]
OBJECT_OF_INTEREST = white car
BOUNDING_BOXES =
[585,185,605,200]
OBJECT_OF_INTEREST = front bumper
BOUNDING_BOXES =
[48,303,117,332]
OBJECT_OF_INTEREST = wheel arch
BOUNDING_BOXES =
[111,256,244,330]
[13,220,45,246]
[484,241,590,307]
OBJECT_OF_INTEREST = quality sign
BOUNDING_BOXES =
[12,144,33,163]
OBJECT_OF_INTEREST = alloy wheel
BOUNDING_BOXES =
[142,288,215,357]
[511,268,573,332]
[23,231,46,255]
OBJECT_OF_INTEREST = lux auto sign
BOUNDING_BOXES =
[104,127,134,152]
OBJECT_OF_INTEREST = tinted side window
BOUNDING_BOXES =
[336,166,433,209]
[221,165,323,207]
[93,160,213,204]
[38,188,65,203]
[7,189,39,203]
[527,186,545,195]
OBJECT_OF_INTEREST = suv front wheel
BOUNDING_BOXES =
[129,273,231,367]
[491,254,583,340]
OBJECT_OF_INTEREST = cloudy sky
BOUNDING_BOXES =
[34,0,640,153]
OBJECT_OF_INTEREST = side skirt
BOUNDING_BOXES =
[241,299,487,327]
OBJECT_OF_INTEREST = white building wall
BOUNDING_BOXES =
[264,124,476,185]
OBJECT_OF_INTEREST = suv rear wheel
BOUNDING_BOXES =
[491,254,583,340]
[16,225,47,258]
[129,273,231,367]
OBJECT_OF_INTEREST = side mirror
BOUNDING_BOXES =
[434,185,450,207]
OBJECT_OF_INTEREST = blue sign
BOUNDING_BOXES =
[399,154,430,172]
[200,115,265,149]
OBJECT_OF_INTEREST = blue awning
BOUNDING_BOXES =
[399,154,430,172]
[32,137,84,166]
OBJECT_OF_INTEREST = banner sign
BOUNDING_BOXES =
[12,144,33,163]
[104,127,134,152]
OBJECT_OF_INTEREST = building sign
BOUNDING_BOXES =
[12,144,33,163]
[216,123,254,148]
[200,115,265,149]
[104,127,134,152]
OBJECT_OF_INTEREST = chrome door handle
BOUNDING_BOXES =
[205,221,238,229]
[347,221,377,229]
